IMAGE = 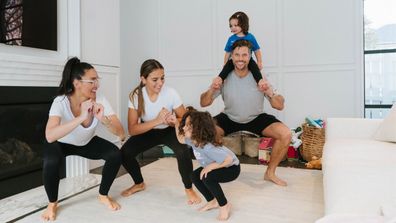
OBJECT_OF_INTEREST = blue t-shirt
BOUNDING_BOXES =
[224,33,260,52]
[185,138,239,168]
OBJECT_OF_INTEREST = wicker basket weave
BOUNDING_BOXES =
[243,136,261,158]
[301,124,325,161]
[223,131,261,156]
[223,134,243,155]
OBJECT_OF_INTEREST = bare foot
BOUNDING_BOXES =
[264,171,287,186]
[198,199,219,212]
[41,202,57,221]
[185,188,202,205]
[217,203,232,221]
[121,183,145,197]
[98,195,121,211]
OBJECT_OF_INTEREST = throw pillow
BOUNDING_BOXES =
[374,104,396,143]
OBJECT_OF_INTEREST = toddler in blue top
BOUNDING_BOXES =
[168,109,240,221]
[217,11,267,89]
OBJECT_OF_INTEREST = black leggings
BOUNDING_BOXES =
[219,58,262,83]
[191,164,240,206]
[121,127,193,189]
[42,136,122,202]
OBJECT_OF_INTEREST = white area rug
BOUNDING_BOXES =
[16,158,324,223]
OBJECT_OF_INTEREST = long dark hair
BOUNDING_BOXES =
[229,11,249,35]
[129,59,164,117]
[179,110,222,147]
[58,57,94,96]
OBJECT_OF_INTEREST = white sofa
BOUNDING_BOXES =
[317,118,396,222]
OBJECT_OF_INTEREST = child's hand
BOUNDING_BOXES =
[166,114,178,126]
[211,76,223,90]
[200,167,212,179]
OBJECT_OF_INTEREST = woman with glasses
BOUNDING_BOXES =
[41,57,126,221]
[120,59,201,205]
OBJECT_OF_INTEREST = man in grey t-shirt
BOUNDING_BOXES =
[200,40,291,186]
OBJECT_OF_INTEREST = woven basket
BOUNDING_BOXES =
[243,136,261,158]
[223,131,261,156]
[223,134,243,155]
[301,124,325,161]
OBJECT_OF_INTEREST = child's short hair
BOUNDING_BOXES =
[229,11,249,35]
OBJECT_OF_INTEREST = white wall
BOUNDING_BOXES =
[120,0,160,128]
[120,0,364,128]
[81,0,121,169]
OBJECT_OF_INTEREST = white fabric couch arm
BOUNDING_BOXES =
[326,118,382,140]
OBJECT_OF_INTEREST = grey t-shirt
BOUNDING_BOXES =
[213,70,265,123]
[185,138,239,168]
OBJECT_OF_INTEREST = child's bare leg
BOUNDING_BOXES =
[98,194,121,211]
[41,202,57,221]
[217,203,232,221]
[186,188,202,205]
[121,182,145,197]
[198,199,219,212]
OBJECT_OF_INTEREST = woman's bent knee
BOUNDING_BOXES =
[106,149,122,163]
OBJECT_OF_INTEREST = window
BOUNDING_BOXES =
[364,0,396,118]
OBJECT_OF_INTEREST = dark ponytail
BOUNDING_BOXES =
[57,57,94,96]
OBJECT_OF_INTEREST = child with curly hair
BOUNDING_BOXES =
[168,110,240,221]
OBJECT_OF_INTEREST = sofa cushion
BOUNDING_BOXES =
[315,214,385,223]
[374,104,396,143]
[322,139,396,216]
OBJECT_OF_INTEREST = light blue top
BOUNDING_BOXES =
[185,138,239,168]
[224,33,260,52]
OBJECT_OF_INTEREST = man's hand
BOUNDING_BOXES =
[258,79,271,93]
[200,77,221,107]
[211,76,223,90]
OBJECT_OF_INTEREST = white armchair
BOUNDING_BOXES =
[318,118,396,222]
